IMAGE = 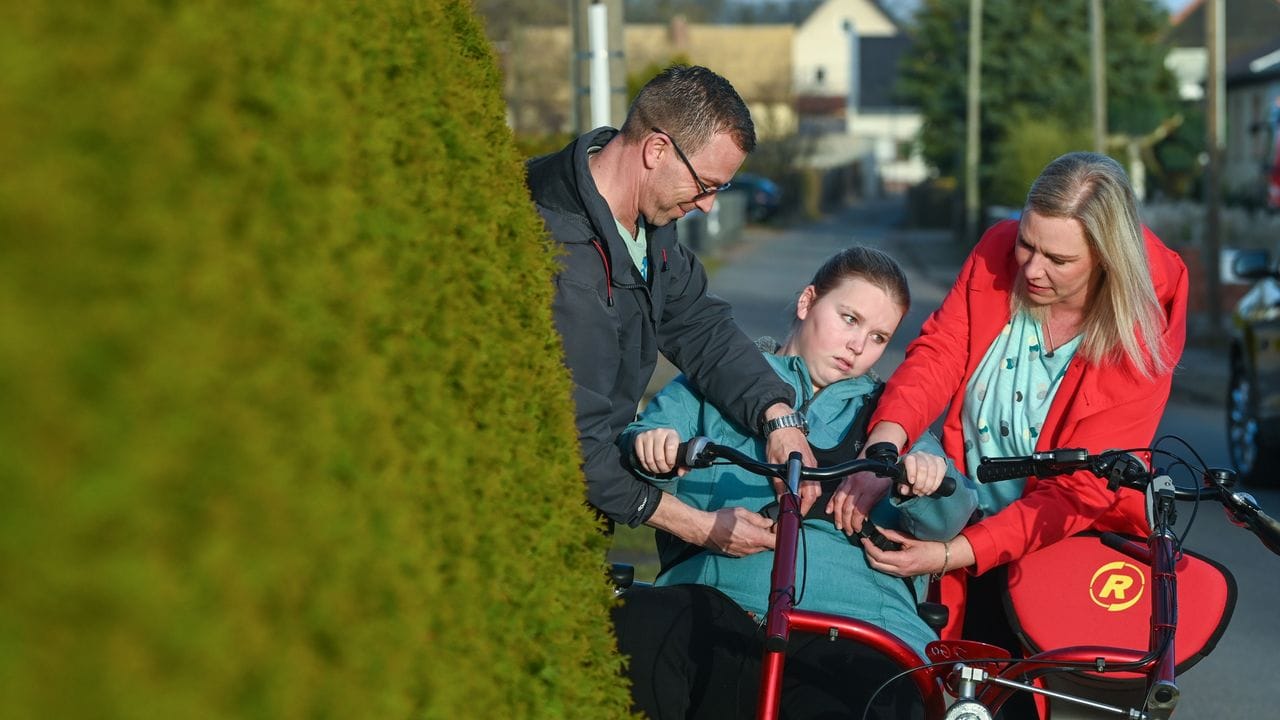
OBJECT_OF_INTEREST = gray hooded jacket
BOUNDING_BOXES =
[526,128,796,526]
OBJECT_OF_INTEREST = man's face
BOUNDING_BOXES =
[643,131,746,227]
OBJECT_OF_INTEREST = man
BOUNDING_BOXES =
[526,65,815,557]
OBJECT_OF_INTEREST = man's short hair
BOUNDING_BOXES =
[618,65,756,155]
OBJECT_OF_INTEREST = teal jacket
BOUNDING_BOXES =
[620,353,978,657]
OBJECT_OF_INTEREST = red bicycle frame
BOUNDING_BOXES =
[683,440,1278,719]
[754,453,948,719]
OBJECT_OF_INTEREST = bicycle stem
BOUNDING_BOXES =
[756,451,806,718]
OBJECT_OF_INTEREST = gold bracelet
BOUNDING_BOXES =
[931,540,951,581]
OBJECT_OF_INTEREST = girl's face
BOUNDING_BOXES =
[783,276,904,390]
[1014,211,1101,313]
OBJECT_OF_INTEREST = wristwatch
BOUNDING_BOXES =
[762,411,808,436]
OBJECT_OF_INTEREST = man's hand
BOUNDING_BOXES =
[826,471,892,535]
[762,403,818,514]
[705,507,777,556]
[648,495,775,557]
[633,428,686,476]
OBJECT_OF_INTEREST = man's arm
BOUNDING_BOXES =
[655,241,794,436]
[551,260,663,527]
[654,242,817,503]
[620,374,777,555]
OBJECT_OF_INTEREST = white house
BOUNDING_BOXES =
[791,0,927,191]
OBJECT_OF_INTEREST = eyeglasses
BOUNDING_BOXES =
[651,127,732,199]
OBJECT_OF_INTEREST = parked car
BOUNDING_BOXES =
[1228,248,1280,485]
[725,172,781,222]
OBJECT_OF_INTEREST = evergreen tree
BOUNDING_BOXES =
[900,0,1180,187]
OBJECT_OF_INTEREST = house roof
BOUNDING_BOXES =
[1226,36,1280,85]
[1166,0,1280,64]
[795,0,904,34]
[625,23,794,101]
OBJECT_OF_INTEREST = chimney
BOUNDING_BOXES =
[669,14,689,52]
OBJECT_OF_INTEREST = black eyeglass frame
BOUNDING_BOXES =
[650,127,732,199]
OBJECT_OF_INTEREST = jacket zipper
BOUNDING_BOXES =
[589,238,614,306]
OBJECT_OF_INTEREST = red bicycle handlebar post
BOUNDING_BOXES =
[757,465,802,720]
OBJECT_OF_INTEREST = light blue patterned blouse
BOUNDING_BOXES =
[962,311,1081,518]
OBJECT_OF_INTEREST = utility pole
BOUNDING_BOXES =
[1205,0,1225,342]
[842,19,860,133]
[964,0,983,244]
[569,0,626,133]
[1090,0,1107,154]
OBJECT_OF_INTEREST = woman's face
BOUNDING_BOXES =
[785,276,904,390]
[1014,211,1101,313]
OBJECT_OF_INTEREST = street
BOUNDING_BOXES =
[698,200,1280,717]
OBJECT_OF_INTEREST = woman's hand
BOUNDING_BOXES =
[862,528,974,578]
[633,428,686,476]
[826,471,891,535]
[897,452,948,497]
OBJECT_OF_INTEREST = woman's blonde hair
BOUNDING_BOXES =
[1014,151,1169,378]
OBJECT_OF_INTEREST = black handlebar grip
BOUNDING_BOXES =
[931,475,957,498]
[864,441,899,464]
[677,437,711,469]
[976,460,1038,483]
[864,441,956,497]
[1248,505,1280,557]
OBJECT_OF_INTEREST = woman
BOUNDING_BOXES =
[613,246,977,720]
[831,153,1188,713]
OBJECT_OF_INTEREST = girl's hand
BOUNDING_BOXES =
[897,452,948,497]
[826,471,891,535]
[633,428,686,476]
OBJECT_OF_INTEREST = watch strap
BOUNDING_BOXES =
[763,411,808,436]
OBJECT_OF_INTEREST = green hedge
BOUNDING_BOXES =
[0,1,631,717]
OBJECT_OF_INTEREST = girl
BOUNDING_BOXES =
[613,246,977,720]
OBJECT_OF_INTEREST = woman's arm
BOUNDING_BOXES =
[868,237,988,447]
[962,379,1172,573]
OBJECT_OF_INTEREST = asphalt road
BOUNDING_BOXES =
[693,199,1280,718]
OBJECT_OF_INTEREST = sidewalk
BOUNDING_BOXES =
[689,198,1228,409]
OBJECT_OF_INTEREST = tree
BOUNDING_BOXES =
[900,0,1181,192]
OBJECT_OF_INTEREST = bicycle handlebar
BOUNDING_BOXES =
[676,437,956,498]
[978,448,1280,557]
[1222,490,1280,557]
[976,448,1148,488]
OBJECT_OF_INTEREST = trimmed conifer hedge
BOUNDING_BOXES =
[0,1,632,717]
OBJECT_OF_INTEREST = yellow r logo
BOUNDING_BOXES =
[1089,561,1145,612]
[1098,574,1133,599]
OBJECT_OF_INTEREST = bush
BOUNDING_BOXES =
[0,1,632,718]
[988,114,1093,207]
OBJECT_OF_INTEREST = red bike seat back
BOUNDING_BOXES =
[1003,533,1236,680]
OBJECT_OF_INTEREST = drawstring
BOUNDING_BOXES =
[661,248,669,272]
[590,238,614,306]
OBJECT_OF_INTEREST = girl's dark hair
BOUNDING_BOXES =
[808,246,910,312]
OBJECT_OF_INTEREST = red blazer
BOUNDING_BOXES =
[871,220,1189,636]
